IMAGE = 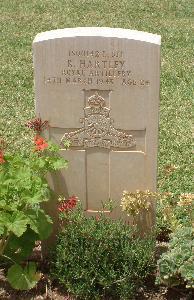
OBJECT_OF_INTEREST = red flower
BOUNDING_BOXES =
[68,195,77,208]
[58,195,78,212]
[34,135,48,151]
[0,151,5,164]
[26,118,49,134]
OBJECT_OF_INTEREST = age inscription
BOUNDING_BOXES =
[45,49,150,87]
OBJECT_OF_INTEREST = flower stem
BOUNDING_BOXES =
[0,230,11,256]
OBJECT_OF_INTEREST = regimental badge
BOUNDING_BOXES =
[61,92,136,150]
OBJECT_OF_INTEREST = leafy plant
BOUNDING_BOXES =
[0,119,68,290]
[51,201,155,300]
[156,192,194,236]
[156,192,194,289]
[156,226,194,289]
[121,190,156,217]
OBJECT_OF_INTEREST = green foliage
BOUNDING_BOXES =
[51,203,155,300]
[156,192,194,236]
[5,228,38,263]
[25,208,52,240]
[121,190,157,217]
[156,192,194,289]
[7,262,41,290]
[0,136,68,290]
[156,226,194,289]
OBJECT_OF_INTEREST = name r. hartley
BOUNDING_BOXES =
[67,59,125,69]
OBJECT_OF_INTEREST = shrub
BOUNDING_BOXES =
[51,202,155,300]
[121,190,156,217]
[0,119,68,290]
[156,192,194,239]
[156,226,194,289]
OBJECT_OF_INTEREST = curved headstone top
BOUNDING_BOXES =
[33,27,161,45]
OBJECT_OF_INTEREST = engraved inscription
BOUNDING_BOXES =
[61,92,136,149]
[44,49,150,87]
[78,59,125,69]
[68,50,123,58]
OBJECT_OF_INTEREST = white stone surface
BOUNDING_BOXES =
[33,27,161,229]
[34,27,161,44]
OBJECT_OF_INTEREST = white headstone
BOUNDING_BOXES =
[33,27,161,230]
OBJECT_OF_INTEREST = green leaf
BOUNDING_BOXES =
[5,228,38,262]
[8,212,29,237]
[0,200,6,209]
[63,139,71,149]
[0,225,4,235]
[24,186,50,205]
[0,212,10,229]
[7,262,41,290]
[52,158,68,170]
[25,209,53,240]
[47,141,60,152]
[0,212,28,237]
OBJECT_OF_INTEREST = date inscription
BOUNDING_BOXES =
[45,49,150,87]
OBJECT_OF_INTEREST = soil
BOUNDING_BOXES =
[0,243,193,300]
